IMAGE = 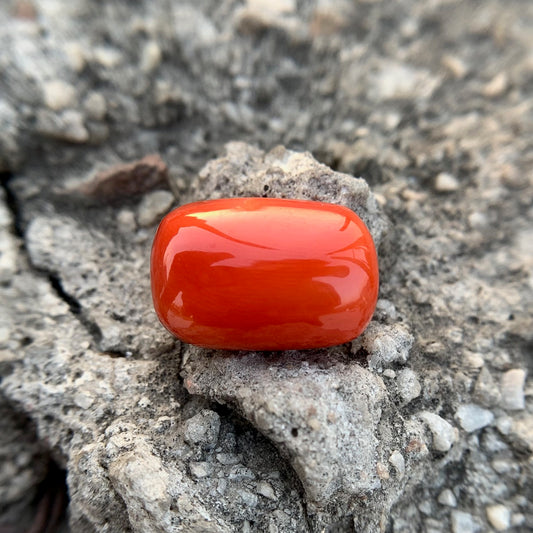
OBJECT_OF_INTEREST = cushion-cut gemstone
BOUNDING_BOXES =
[151,197,379,350]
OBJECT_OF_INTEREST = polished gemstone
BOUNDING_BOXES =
[150,197,379,350]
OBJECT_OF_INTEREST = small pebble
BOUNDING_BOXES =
[500,369,526,410]
[364,323,414,370]
[451,510,481,533]
[73,392,94,410]
[93,46,122,68]
[36,109,89,143]
[435,172,459,192]
[141,41,162,72]
[237,488,258,508]
[491,458,514,474]
[84,92,107,120]
[419,411,457,452]
[116,209,137,233]
[455,404,494,433]
[396,368,421,403]
[473,367,501,407]
[441,54,468,79]
[464,352,484,369]
[418,500,433,516]
[468,211,488,230]
[495,415,513,436]
[388,450,405,478]
[137,190,175,227]
[183,410,220,447]
[216,453,240,466]
[376,462,389,480]
[438,489,457,507]
[375,298,398,320]
[228,465,256,481]
[510,415,533,451]
[189,461,210,479]
[511,513,525,527]
[256,481,277,501]
[483,72,508,98]
[486,504,511,531]
[64,41,86,72]
[43,80,77,111]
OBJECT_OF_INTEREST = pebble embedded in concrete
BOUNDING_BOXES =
[434,172,459,192]
[183,410,221,447]
[396,368,421,403]
[141,41,162,72]
[43,79,77,110]
[451,510,481,533]
[84,92,107,120]
[256,481,277,501]
[388,450,405,478]
[500,369,526,410]
[486,504,511,531]
[455,404,494,433]
[473,367,501,407]
[419,412,457,452]
[363,323,414,371]
[136,190,175,227]
[438,489,457,507]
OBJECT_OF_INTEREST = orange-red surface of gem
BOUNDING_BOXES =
[150,198,379,350]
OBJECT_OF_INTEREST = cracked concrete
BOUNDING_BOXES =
[1,0,532,532]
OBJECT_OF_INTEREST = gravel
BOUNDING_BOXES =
[419,412,458,453]
[455,404,494,433]
[500,369,526,411]
[0,0,531,531]
[486,504,512,531]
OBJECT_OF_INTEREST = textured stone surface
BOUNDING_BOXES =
[183,348,388,508]
[1,0,532,532]
[187,142,387,247]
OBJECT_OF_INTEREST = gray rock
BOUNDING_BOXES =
[256,480,277,501]
[500,369,526,410]
[183,410,221,447]
[473,367,501,407]
[187,142,388,248]
[451,510,481,533]
[25,214,175,359]
[363,324,414,371]
[434,172,459,192]
[0,0,532,531]
[189,461,212,479]
[388,451,405,479]
[455,404,494,433]
[438,489,457,507]
[182,347,389,510]
[396,368,421,403]
[36,109,89,143]
[419,412,457,452]
[136,189,175,227]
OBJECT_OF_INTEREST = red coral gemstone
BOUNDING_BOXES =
[150,198,379,350]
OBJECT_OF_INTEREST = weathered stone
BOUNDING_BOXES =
[419,412,457,452]
[396,368,422,403]
[455,404,494,433]
[187,142,388,248]
[500,369,526,410]
[78,155,170,202]
[183,348,389,509]
[0,0,531,531]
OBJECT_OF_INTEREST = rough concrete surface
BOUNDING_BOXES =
[0,0,532,532]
